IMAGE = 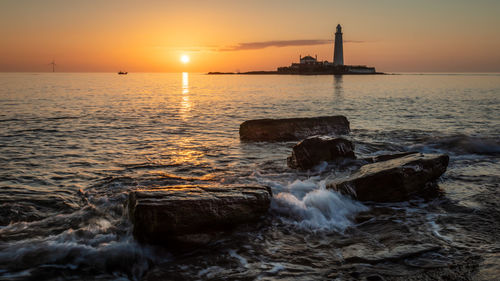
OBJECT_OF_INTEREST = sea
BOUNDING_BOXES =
[0,72,499,280]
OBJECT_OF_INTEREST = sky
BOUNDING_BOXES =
[1,0,499,73]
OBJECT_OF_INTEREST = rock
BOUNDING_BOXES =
[128,185,272,244]
[239,116,350,141]
[287,136,356,170]
[327,153,449,202]
[363,151,419,163]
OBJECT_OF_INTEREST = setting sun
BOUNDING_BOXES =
[180,55,190,64]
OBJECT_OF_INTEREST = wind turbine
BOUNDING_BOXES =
[49,60,56,72]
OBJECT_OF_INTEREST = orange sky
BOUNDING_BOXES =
[1,0,499,72]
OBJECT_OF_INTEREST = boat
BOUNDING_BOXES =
[118,71,128,75]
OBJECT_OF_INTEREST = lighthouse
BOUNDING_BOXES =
[333,24,344,66]
[275,24,377,74]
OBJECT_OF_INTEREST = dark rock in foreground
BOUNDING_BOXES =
[128,185,271,244]
[239,116,350,141]
[287,136,356,170]
[327,153,449,202]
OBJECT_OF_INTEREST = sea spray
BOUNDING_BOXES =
[270,179,368,232]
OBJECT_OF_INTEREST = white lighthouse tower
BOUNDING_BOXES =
[333,24,344,66]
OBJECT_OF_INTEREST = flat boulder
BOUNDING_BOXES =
[287,136,356,170]
[128,185,271,244]
[327,153,449,202]
[239,116,350,141]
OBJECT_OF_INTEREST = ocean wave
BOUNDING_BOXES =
[0,178,166,280]
[410,134,500,155]
[0,229,159,280]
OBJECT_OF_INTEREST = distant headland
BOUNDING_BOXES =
[208,24,383,75]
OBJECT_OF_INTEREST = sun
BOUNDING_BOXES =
[180,54,190,64]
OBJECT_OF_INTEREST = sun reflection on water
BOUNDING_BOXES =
[182,72,189,93]
[180,72,191,119]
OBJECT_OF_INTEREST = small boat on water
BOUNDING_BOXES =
[118,71,128,75]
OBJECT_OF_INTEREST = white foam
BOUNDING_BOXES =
[228,249,249,268]
[271,180,368,232]
[286,178,320,199]
[427,215,453,243]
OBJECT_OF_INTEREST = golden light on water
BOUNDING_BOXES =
[182,72,189,92]
[180,72,191,120]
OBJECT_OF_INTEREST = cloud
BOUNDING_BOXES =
[218,39,364,51]
[218,39,330,51]
[157,39,365,53]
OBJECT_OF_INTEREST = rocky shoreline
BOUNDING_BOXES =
[127,115,480,280]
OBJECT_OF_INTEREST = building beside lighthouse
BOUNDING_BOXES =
[277,24,377,74]
[300,55,319,64]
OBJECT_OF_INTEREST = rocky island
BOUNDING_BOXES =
[209,24,383,75]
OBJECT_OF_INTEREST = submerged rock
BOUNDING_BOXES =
[239,116,350,141]
[287,136,356,170]
[128,185,271,244]
[327,153,449,202]
[342,243,441,264]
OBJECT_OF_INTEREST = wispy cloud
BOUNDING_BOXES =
[218,39,365,51]
[218,39,330,51]
[158,39,364,53]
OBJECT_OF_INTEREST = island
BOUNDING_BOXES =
[208,24,383,75]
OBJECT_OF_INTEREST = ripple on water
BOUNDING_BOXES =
[0,73,499,280]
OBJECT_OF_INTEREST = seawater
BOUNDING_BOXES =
[0,73,499,280]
